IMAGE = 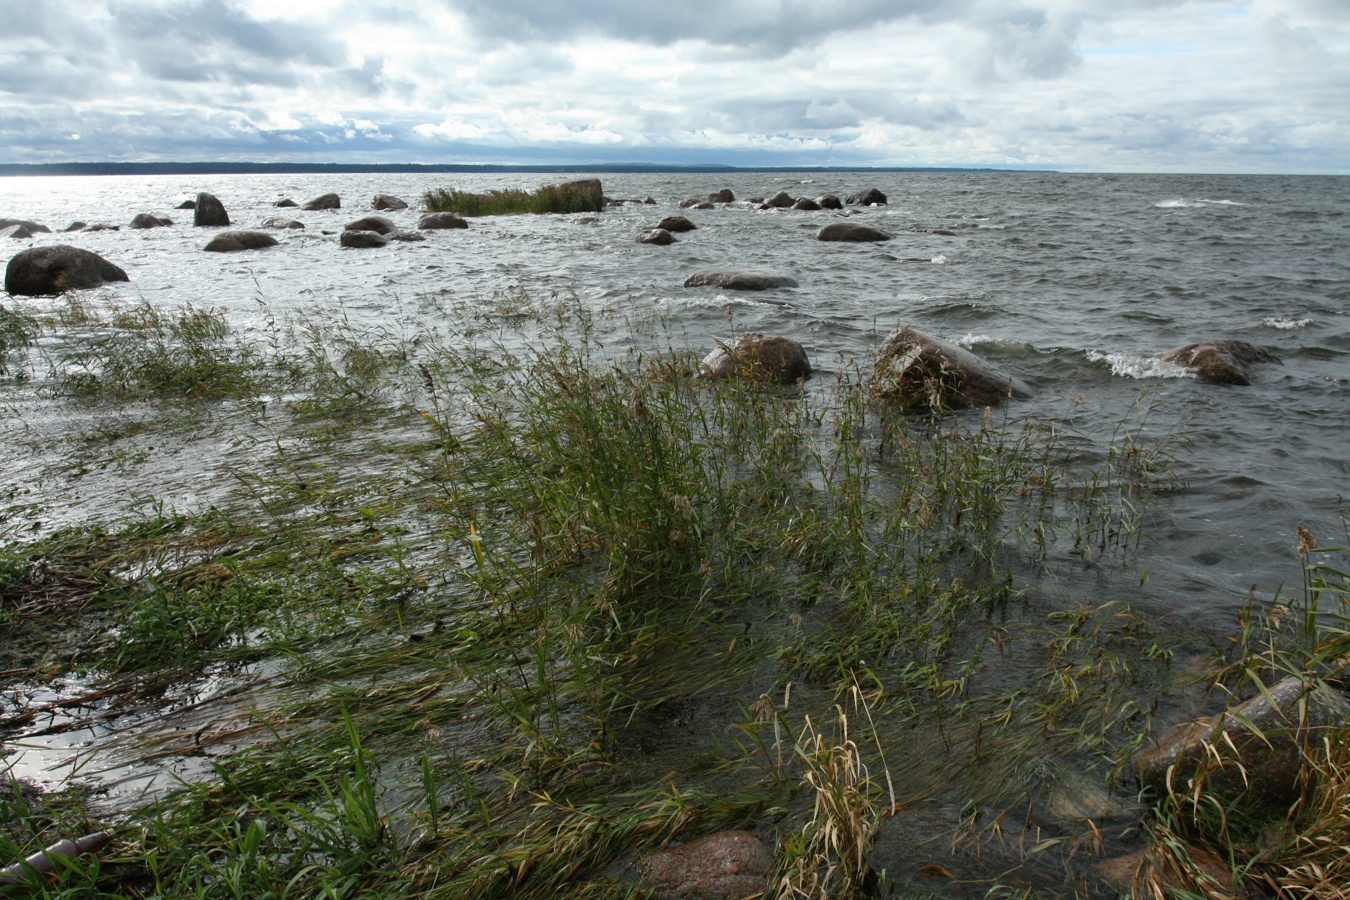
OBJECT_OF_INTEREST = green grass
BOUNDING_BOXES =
[422,180,605,217]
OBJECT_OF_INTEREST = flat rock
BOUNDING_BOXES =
[418,212,468,230]
[203,230,279,252]
[372,194,409,211]
[388,230,426,242]
[684,268,798,291]
[344,215,397,235]
[699,332,811,384]
[638,831,772,900]
[340,230,388,248]
[302,193,341,211]
[1161,339,1281,385]
[872,326,1033,410]
[5,245,129,296]
[637,228,676,245]
[818,222,891,242]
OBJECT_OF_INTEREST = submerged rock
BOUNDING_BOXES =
[656,215,696,233]
[637,228,676,245]
[638,831,772,900]
[176,199,197,210]
[340,230,388,248]
[193,192,230,227]
[302,193,341,211]
[683,268,798,291]
[4,245,129,296]
[1161,339,1281,385]
[418,212,468,230]
[818,223,891,242]
[372,194,409,211]
[261,217,305,230]
[61,221,87,233]
[698,332,811,384]
[792,197,822,211]
[847,187,888,206]
[871,326,1033,410]
[2,225,35,239]
[203,230,279,252]
[344,215,397,235]
[387,230,426,242]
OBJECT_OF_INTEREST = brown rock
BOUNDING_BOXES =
[4,245,129,296]
[656,215,696,233]
[708,188,735,203]
[340,230,388,248]
[765,191,795,208]
[638,831,772,900]
[699,332,811,384]
[1161,340,1281,385]
[418,213,468,230]
[871,326,1033,410]
[302,193,341,211]
[344,215,397,235]
[817,223,892,242]
[203,231,279,252]
[372,194,409,210]
[637,228,676,245]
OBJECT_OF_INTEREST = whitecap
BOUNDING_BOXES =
[1262,316,1311,330]
[1155,197,1245,209]
[1085,349,1194,380]
[930,254,949,265]
[657,294,785,310]
[956,333,995,348]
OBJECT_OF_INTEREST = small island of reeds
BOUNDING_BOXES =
[422,178,605,216]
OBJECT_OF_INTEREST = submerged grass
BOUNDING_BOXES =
[422,180,606,217]
[0,290,1271,897]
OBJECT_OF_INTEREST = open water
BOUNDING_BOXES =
[2,169,1349,638]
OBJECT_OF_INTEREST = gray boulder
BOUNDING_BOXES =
[847,187,888,205]
[2,225,35,239]
[4,245,129,296]
[765,191,795,208]
[637,228,676,245]
[656,215,696,233]
[261,217,305,230]
[340,230,388,248]
[203,230,279,252]
[275,198,299,208]
[344,215,397,235]
[130,213,172,229]
[302,193,341,211]
[62,221,87,233]
[818,223,892,242]
[817,194,843,210]
[418,213,468,230]
[871,326,1033,410]
[792,197,821,211]
[0,219,51,234]
[372,194,409,211]
[193,192,230,227]
[1161,340,1281,385]
[708,188,735,203]
[684,268,798,291]
[699,332,811,384]
[638,831,772,900]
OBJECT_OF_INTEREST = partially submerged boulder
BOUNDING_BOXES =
[684,268,798,291]
[2,225,35,239]
[872,326,1033,410]
[61,221,87,233]
[302,193,341,211]
[193,192,230,227]
[4,245,129,296]
[847,187,888,206]
[130,213,172,229]
[1136,675,1348,811]
[0,218,51,234]
[708,188,735,203]
[818,223,891,242]
[275,198,299,208]
[792,197,821,211]
[387,230,426,242]
[699,332,811,384]
[656,215,696,233]
[372,194,409,211]
[817,194,843,210]
[203,230,279,252]
[261,217,305,230]
[1161,340,1281,385]
[176,199,197,210]
[638,831,772,900]
[418,212,468,230]
[340,230,388,248]
[344,215,397,235]
[765,191,795,208]
[637,228,676,245]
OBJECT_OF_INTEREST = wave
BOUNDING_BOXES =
[657,293,789,310]
[1262,316,1312,330]
[1084,349,1193,380]
[1154,198,1247,209]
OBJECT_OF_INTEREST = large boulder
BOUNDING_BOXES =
[656,215,696,233]
[818,223,891,242]
[817,194,843,210]
[340,230,388,248]
[1136,675,1348,811]
[699,332,811,384]
[638,831,772,900]
[344,215,397,235]
[193,192,230,227]
[302,193,341,211]
[4,245,129,296]
[708,188,735,203]
[0,219,51,234]
[637,228,676,245]
[1161,340,1281,385]
[372,194,409,211]
[130,213,172,229]
[847,187,888,206]
[871,326,1033,410]
[418,213,468,230]
[765,191,795,208]
[203,231,279,252]
[683,268,798,291]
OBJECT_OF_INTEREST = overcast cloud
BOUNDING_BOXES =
[1,0,1346,172]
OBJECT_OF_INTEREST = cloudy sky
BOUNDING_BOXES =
[2,0,1347,172]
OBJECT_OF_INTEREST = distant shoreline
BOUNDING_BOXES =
[0,162,1044,177]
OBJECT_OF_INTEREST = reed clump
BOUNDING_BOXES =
[422,180,605,216]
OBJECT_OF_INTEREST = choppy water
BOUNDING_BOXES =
[3,169,1349,638]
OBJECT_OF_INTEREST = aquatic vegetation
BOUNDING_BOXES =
[422,180,605,217]
[0,305,37,376]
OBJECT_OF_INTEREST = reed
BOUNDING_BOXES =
[422,181,605,217]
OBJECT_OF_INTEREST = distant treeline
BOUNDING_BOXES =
[0,162,1035,177]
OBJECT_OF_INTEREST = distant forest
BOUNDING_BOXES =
[0,162,1028,177]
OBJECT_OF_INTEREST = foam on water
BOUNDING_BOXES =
[1262,316,1312,330]
[1154,197,1246,209]
[1084,349,1195,380]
